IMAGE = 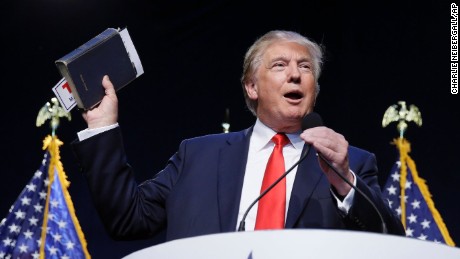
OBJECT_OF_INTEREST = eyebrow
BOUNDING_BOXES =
[268,55,312,64]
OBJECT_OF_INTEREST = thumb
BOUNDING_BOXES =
[102,75,117,97]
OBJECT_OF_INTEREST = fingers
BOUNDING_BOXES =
[301,127,347,151]
[301,127,352,192]
[300,127,349,164]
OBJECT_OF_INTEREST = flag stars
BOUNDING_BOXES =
[14,210,26,220]
[34,170,42,179]
[39,191,47,200]
[2,237,13,247]
[383,158,452,246]
[418,234,428,241]
[44,178,50,187]
[406,227,414,237]
[26,183,37,192]
[3,151,89,258]
[8,223,21,234]
[50,199,59,208]
[421,219,431,229]
[407,213,418,224]
[386,199,393,208]
[29,216,39,226]
[18,243,28,253]
[34,203,43,213]
[52,232,63,243]
[20,196,31,206]
[391,172,400,182]
[395,206,402,216]
[57,220,68,229]
[48,246,58,255]
[411,199,421,209]
[386,185,397,195]
[23,229,34,239]
[66,241,75,250]
[404,180,412,189]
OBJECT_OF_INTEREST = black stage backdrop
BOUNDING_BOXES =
[1,1,458,257]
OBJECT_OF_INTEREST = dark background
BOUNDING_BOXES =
[1,0,458,258]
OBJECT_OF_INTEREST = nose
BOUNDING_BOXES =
[287,63,301,83]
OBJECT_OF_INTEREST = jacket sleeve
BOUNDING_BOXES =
[346,149,405,236]
[71,127,186,240]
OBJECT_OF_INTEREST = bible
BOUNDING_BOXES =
[55,27,143,110]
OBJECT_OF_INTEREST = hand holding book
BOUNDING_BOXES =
[54,27,143,111]
[82,75,119,129]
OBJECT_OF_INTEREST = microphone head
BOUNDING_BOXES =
[301,112,323,131]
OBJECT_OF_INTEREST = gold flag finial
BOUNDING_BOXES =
[36,97,71,136]
[382,101,422,138]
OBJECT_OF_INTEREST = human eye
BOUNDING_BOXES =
[271,61,286,71]
[299,62,312,72]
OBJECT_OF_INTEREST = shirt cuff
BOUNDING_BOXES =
[77,123,119,141]
[332,169,357,214]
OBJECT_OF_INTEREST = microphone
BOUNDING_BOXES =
[307,113,388,234]
[237,112,322,231]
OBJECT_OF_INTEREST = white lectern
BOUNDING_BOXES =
[123,229,460,259]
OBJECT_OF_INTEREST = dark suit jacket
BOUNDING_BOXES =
[72,126,405,242]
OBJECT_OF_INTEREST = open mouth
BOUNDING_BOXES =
[284,91,304,100]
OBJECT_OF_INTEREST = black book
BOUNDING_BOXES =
[55,27,143,110]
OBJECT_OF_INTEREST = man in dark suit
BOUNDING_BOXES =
[72,30,405,243]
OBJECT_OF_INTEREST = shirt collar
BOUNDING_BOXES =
[252,119,305,151]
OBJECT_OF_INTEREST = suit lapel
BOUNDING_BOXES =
[217,127,252,232]
[285,145,324,228]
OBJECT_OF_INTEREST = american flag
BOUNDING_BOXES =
[382,138,455,246]
[0,136,90,258]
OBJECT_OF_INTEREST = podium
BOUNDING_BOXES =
[123,229,460,259]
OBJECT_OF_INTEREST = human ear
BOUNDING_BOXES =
[244,81,258,100]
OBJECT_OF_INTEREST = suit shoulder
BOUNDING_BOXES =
[349,145,373,156]
[348,145,376,162]
[182,128,250,146]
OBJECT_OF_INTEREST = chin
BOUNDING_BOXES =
[285,110,307,120]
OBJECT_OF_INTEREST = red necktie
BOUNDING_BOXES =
[255,133,290,230]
